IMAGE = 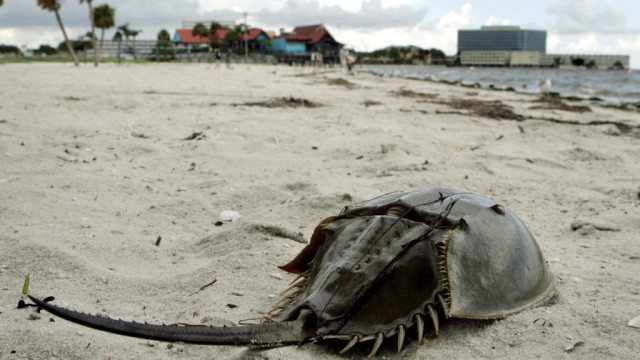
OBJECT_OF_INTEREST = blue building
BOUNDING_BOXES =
[269,37,307,54]
[458,26,546,53]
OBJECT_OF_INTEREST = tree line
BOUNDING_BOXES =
[1,1,127,66]
[0,2,252,64]
[358,46,447,65]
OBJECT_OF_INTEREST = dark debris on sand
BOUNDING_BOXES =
[326,78,357,89]
[442,99,524,120]
[530,97,592,113]
[183,131,207,140]
[392,89,439,100]
[235,97,321,108]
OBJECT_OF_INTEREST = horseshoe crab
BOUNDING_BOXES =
[29,188,554,356]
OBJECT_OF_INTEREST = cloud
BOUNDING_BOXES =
[1,0,427,38]
[484,17,513,26]
[432,3,472,53]
[436,3,471,30]
[0,1,83,28]
[329,3,471,54]
[546,0,631,34]
[548,32,639,57]
[250,0,427,29]
[0,1,202,28]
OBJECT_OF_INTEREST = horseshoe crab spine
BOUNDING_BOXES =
[28,295,312,345]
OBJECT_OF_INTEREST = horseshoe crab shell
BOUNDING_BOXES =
[29,188,554,356]
[273,189,554,335]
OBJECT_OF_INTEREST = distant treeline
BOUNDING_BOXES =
[0,41,94,56]
[0,44,20,54]
[358,46,447,65]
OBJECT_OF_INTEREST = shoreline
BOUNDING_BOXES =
[1,63,639,359]
[356,64,640,108]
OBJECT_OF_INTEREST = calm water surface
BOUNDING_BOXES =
[359,65,640,104]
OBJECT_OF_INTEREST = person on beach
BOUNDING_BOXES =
[339,46,347,70]
[215,49,222,67]
[225,49,232,69]
[346,51,357,73]
[339,46,356,73]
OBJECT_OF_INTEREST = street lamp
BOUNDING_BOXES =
[244,12,248,63]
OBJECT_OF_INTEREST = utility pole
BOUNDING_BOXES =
[244,12,248,63]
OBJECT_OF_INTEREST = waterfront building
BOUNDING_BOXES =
[458,26,546,53]
[270,24,342,64]
[540,54,629,69]
[172,27,270,52]
[95,40,157,59]
[458,26,630,69]
[93,21,343,64]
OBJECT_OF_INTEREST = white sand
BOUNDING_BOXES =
[1,63,639,359]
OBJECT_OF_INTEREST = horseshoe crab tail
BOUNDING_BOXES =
[28,295,314,346]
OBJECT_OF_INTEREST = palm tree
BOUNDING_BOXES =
[118,23,131,55]
[81,31,94,62]
[209,22,223,49]
[155,29,173,61]
[113,30,123,63]
[93,4,115,51]
[79,0,98,66]
[191,22,207,38]
[157,29,170,41]
[208,22,224,63]
[224,25,243,51]
[37,0,79,66]
[190,22,207,61]
[129,29,142,59]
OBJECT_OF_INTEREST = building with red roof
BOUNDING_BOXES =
[171,23,341,64]
[270,24,342,63]
[172,27,271,53]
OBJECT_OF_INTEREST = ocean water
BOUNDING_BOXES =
[358,65,640,104]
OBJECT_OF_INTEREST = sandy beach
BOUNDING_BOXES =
[1,62,639,359]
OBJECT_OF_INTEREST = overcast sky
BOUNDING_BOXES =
[1,0,639,67]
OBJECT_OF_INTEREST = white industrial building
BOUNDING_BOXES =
[458,26,630,69]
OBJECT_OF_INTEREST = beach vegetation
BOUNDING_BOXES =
[93,4,115,52]
[155,29,175,61]
[37,0,79,66]
[22,274,30,295]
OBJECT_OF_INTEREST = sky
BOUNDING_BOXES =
[1,0,639,68]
